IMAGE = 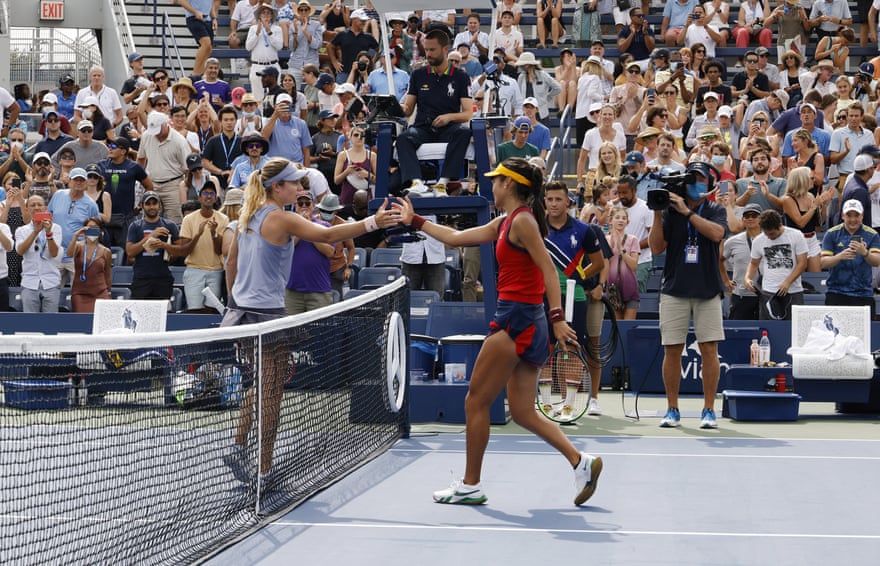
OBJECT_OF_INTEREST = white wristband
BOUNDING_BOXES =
[363,215,378,232]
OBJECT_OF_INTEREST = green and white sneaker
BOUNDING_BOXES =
[574,452,603,506]
[433,480,488,505]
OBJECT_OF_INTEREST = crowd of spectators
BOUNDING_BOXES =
[2,1,880,321]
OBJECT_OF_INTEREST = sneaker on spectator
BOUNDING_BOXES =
[659,407,681,428]
[433,479,488,504]
[431,182,449,196]
[587,398,602,416]
[573,452,603,505]
[406,179,435,198]
[700,408,718,429]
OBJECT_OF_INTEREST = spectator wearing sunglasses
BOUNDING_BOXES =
[36,92,72,138]
[47,167,100,286]
[177,180,228,313]
[285,190,334,315]
[51,120,109,171]
[229,134,270,189]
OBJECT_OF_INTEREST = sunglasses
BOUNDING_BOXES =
[296,199,313,206]
[87,174,102,180]
[351,133,363,138]
[79,128,93,133]
[694,49,705,54]
[35,160,50,167]
[836,114,847,120]
[60,154,75,159]
[628,68,641,74]
[246,142,264,149]
[107,143,119,149]
[155,75,168,80]
[200,191,217,197]
[743,213,760,219]
[297,7,311,11]
[46,117,60,123]
[154,102,169,108]
[10,139,24,144]
[746,59,758,63]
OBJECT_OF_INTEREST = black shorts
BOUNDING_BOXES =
[186,15,214,43]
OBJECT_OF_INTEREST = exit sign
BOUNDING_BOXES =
[40,0,64,21]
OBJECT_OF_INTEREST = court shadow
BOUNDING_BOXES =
[471,505,621,544]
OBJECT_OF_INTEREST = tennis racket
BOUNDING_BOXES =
[537,280,592,423]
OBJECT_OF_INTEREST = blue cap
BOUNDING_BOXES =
[127,52,144,63]
[316,73,335,88]
[623,151,645,166]
[859,62,875,77]
[318,109,338,120]
[512,116,532,131]
[69,167,87,180]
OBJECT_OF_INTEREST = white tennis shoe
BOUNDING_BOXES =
[433,480,488,505]
[574,452,603,506]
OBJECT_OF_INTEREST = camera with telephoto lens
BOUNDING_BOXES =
[647,162,719,210]
[357,60,368,72]
[647,172,694,211]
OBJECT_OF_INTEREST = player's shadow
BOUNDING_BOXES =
[471,505,621,544]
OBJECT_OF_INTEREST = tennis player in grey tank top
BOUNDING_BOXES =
[221,157,400,486]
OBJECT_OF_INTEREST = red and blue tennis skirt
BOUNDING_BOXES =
[489,300,551,368]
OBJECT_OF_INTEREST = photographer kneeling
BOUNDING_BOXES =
[648,162,728,429]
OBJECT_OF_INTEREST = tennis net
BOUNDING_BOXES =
[0,277,409,565]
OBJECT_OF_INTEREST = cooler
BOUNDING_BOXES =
[410,334,438,381]
[440,334,485,383]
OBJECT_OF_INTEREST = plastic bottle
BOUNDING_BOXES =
[750,339,760,367]
[78,376,88,407]
[759,331,771,366]
[68,376,75,407]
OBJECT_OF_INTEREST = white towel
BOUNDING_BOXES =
[787,320,871,361]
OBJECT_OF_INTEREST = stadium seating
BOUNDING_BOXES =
[369,248,403,267]
[357,267,402,290]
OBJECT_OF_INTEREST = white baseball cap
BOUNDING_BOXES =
[144,111,169,135]
[842,199,864,215]
[854,154,875,173]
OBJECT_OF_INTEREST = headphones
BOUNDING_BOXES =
[685,161,721,192]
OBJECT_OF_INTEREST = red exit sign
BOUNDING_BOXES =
[40,0,65,21]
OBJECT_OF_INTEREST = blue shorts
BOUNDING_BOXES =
[489,301,551,367]
[186,16,214,43]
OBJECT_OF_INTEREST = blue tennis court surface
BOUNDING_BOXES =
[206,433,880,565]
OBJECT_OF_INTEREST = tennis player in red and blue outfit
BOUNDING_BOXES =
[394,157,604,506]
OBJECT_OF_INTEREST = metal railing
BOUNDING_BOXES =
[8,28,101,91]
[160,12,186,79]
[0,0,8,37]
[109,0,137,66]
[547,104,573,183]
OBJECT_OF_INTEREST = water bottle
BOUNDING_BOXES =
[68,376,75,407]
[750,339,760,367]
[759,331,771,366]
[78,376,88,407]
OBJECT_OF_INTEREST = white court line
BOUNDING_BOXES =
[392,448,880,461]
[269,521,880,540]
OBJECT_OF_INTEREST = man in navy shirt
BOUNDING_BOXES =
[397,26,472,195]
[648,162,727,429]
[821,199,880,314]
[544,182,608,415]
[98,137,153,248]
[840,155,877,227]
[617,7,655,66]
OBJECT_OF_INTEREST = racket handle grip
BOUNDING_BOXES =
[564,280,575,322]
